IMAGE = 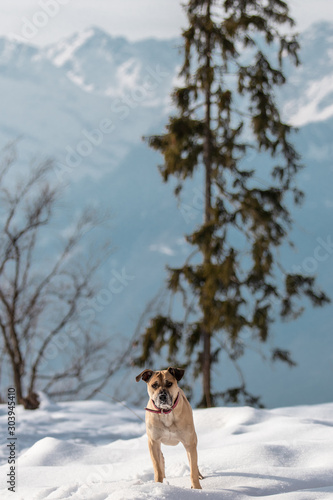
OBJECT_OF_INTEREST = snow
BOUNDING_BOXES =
[46,29,97,67]
[0,394,333,499]
[285,75,333,127]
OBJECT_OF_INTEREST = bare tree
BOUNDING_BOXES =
[0,145,120,409]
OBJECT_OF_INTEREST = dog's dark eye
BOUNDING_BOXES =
[166,381,173,388]
[152,382,159,389]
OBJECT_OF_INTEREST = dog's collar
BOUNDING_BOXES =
[145,392,180,415]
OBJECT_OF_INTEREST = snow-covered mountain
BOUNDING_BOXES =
[0,27,178,179]
[43,26,178,98]
[0,22,332,408]
[283,22,333,126]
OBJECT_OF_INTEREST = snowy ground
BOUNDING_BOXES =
[0,394,333,499]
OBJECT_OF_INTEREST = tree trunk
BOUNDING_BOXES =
[202,0,213,408]
[12,362,23,403]
[202,327,212,407]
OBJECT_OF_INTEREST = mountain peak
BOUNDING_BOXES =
[44,26,128,68]
[81,25,123,42]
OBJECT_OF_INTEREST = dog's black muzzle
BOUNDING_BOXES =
[157,389,172,408]
[159,390,168,402]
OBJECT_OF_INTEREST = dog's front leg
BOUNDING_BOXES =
[185,443,202,489]
[148,439,164,483]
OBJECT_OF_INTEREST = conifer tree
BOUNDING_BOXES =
[137,0,329,407]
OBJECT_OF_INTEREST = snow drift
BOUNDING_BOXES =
[0,394,333,499]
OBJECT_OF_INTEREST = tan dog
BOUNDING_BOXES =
[136,367,202,489]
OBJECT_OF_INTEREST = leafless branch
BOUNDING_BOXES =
[0,145,123,408]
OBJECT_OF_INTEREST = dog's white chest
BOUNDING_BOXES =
[160,426,180,446]
[160,413,175,428]
[148,415,180,445]
[160,415,182,445]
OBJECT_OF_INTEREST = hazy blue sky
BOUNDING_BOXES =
[1,0,333,45]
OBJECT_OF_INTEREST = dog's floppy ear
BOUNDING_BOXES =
[167,367,185,382]
[136,369,154,383]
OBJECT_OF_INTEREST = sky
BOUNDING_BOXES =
[1,0,333,46]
